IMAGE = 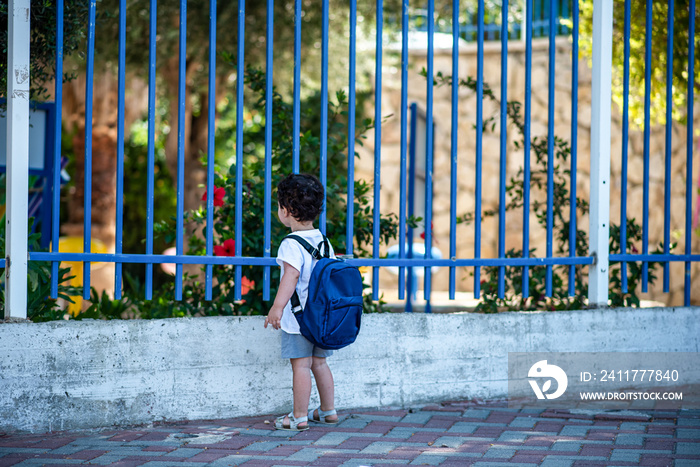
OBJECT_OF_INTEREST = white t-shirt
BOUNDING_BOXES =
[276,229,335,334]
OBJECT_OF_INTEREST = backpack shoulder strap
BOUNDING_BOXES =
[290,292,303,314]
[285,234,322,260]
[285,234,327,314]
[317,236,330,259]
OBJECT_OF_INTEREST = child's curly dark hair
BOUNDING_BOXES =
[277,173,325,223]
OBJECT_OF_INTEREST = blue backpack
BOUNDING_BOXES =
[287,235,363,350]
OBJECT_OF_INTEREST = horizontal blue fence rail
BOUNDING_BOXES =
[30,252,597,267]
[4,0,696,315]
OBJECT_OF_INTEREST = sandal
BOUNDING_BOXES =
[308,407,339,425]
[274,412,309,431]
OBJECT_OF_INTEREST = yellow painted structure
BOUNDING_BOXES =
[57,237,108,316]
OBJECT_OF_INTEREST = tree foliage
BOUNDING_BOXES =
[577,0,699,127]
[91,0,400,96]
[0,0,89,101]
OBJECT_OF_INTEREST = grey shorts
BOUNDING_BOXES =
[281,331,334,359]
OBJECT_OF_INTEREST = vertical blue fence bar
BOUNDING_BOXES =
[424,0,434,305]
[145,0,157,301]
[204,0,217,301]
[448,0,458,300]
[545,0,556,297]
[534,0,542,37]
[522,0,532,298]
[292,0,301,173]
[114,0,127,299]
[685,0,695,306]
[320,0,329,233]
[497,0,508,298]
[346,0,357,257]
[234,0,246,300]
[372,0,383,301]
[174,0,187,300]
[83,0,96,300]
[620,0,631,293]
[568,0,578,296]
[642,0,652,291]
[407,103,417,312]
[263,0,274,301]
[397,0,409,301]
[662,0,674,293]
[51,0,64,298]
[474,0,484,299]
[560,0,569,34]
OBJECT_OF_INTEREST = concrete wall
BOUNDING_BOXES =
[2,307,699,433]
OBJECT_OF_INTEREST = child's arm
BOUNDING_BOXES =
[264,261,300,330]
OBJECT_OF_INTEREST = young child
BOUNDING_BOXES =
[264,173,339,431]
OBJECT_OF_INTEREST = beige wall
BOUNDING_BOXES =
[355,37,700,306]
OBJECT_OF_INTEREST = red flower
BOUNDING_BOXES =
[213,238,236,256]
[211,239,254,298]
[202,186,226,207]
[241,276,255,295]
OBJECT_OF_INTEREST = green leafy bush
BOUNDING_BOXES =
[430,70,664,312]
[0,216,78,321]
[82,65,400,319]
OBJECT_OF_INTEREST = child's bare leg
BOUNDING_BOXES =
[288,357,312,428]
[310,356,338,421]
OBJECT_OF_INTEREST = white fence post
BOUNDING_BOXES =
[588,0,613,307]
[4,0,31,319]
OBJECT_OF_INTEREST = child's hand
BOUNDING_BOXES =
[264,306,283,330]
[265,261,299,331]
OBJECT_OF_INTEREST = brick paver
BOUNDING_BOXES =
[0,399,698,466]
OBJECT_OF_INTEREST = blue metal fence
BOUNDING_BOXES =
[4,0,699,316]
[413,0,573,41]
[686,0,696,306]
[607,0,699,306]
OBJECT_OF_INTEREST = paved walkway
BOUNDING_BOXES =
[1,399,699,466]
